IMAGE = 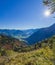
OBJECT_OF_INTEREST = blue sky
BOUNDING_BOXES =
[0,0,55,29]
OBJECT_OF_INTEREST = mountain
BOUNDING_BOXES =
[26,24,55,45]
[0,24,55,45]
[0,29,37,39]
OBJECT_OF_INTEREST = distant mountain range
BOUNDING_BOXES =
[26,24,55,45]
[0,29,37,39]
[0,24,55,45]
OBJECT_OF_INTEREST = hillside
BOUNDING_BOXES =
[0,34,26,50]
[0,35,55,65]
[26,24,55,44]
[0,47,54,65]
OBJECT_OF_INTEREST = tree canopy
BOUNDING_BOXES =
[43,0,55,14]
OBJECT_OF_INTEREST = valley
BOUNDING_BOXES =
[0,24,55,65]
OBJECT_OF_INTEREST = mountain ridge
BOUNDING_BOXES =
[0,23,55,45]
[26,23,55,44]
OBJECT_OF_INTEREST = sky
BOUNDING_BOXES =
[0,0,55,29]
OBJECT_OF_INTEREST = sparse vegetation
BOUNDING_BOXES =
[0,35,55,65]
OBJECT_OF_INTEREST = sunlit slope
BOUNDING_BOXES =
[0,47,54,65]
[0,36,55,65]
